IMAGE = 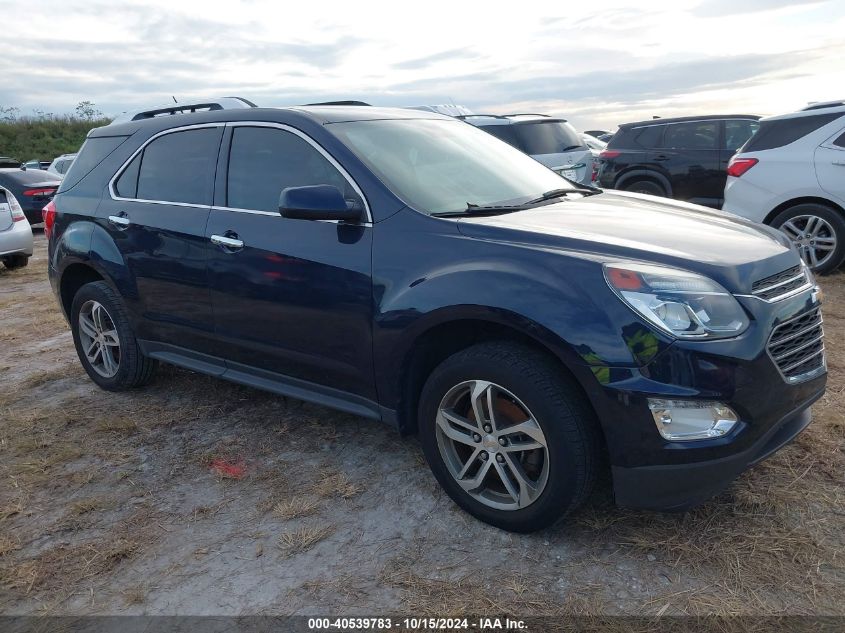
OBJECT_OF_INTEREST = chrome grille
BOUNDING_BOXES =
[767,307,825,382]
[751,266,809,301]
[752,265,808,301]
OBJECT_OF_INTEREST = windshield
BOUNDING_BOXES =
[329,119,573,215]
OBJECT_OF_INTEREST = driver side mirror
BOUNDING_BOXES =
[279,185,362,222]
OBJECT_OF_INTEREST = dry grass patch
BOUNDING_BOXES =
[277,524,335,557]
[273,497,321,520]
[0,535,20,557]
[313,471,363,499]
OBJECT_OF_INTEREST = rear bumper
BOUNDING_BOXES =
[0,219,34,257]
[613,398,817,511]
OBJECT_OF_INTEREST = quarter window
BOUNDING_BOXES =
[724,120,760,151]
[226,126,357,212]
[661,122,718,150]
[832,130,845,148]
[133,128,221,205]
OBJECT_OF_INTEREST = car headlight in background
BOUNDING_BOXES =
[604,262,749,339]
[648,399,738,441]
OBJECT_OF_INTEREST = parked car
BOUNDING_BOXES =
[47,153,77,178]
[21,159,49,170]
[47,100,825,532]
[723,102,845,274]
[0,157,20,168]
[0,186,34,269]
[584,130,609,139]
[408,104,474,117]
[597,115,760,208]
[459,113,598,186]
[582,133,607,151]
[0,168,61,225]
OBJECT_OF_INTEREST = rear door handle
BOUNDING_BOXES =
[654,155,670,161]
[108,214,130,227]
[833,161,845,166]
[210,234,244,250]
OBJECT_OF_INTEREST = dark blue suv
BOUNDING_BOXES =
[46,102,827,532]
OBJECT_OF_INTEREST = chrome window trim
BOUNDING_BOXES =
[220,121,373,224]
[631,117,758,130]
[107,121,373,224]
[108,122,224,208]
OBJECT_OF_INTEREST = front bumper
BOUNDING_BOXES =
[613,396,818,510]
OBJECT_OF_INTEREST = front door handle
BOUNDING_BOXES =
[108,214,130,227]
[210,233,244,251]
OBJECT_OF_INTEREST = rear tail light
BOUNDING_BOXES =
[591,161,599,182]
[6,191,27,222]
[43,200,56,239]
[23,187,57,197]
[599,150,621,159]
[726,156,758,178]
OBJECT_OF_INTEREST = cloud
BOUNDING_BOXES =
[393,48,479,70]
[691,0,828,17]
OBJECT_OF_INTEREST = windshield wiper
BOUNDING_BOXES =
[431,204,525,218]
[524,188,599,205]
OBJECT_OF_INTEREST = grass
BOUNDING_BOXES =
[277,525,335,557]
[313,471,363,499]
[273,498,321,520]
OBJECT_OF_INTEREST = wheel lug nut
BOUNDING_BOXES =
[473,433,482,443]
[496,454,505,463]
[484,424,492,433]
[498,437,507,446]
[479,451,488,461]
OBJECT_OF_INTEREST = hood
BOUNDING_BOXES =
[456,190,797,293]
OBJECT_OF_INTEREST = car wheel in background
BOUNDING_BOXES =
[622,180,666,197]
[771,203,845,274]
[70,281,158,390]
[2,254,29,269]
[418,341,599,533]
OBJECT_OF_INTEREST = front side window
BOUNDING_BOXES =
[329,118,571,215]
[661,122,718,150]
[226,127,356,212]
[133,128,221,205]
[724,119,760,151]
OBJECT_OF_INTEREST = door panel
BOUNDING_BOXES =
[206,211,374,398]
[206,124,375,399]
[656,121,722,206]
[98,125,223,353]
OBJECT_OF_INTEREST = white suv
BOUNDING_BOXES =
[723,101,845,274]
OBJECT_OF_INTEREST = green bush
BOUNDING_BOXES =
[0,115,112,162]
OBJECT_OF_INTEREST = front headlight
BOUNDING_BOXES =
[604,262,749,339]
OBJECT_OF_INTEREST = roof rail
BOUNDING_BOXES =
[304,100,371,106]
[455,113,509,120]
[801,100,845,111]
[109,97,257,125]
[505,113,552,118]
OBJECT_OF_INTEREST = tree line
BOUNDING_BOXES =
[0,102,112,162]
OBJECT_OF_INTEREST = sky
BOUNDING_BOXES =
[1,0,843,131]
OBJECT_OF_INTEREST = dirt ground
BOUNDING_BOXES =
[1,233,843,617]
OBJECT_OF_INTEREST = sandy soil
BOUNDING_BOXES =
[1,234,843,616]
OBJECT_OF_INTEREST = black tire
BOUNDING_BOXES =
[2,254,29,270]
[70,281,158,391]
[418,341,600,533]
[622,179,665,197]
[770,203,845,275]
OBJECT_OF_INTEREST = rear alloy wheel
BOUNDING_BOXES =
[622,180,665,197]
[419,342,599,532]
[772,203,845,274]
[71,281,158,390]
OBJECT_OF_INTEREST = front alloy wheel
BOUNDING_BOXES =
[436,380,549,511]
[419,341,599,532]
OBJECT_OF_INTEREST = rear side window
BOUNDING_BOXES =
[633,125,663,148]
[134,128,222,205]
[743,113,842,152]
[724,119,760,151]
[661,122,718,150]
[226,126,356,212]
[58,136,128,192]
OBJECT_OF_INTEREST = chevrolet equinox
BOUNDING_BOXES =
[46,102,827,532]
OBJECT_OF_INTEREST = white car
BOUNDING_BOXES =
[0,187,34,270]
[723,101,845,273]
[47,153,77,178]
